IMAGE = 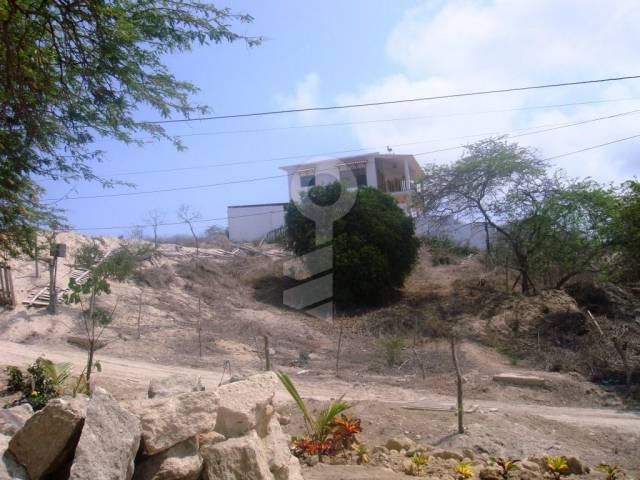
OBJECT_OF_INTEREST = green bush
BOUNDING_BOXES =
[4,358,67,410]
[422,235,478,257]
[285,184,420,307]
[379,335,404,367]
[5,366,24,393]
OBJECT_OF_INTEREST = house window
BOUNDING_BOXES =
[299,173,315,187]
[339,166,367,188]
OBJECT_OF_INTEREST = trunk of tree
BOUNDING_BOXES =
[85,287,98,385]
[484,221,491,256]
[450,336,464,434]
[153,226,158,248]
[47,257,57,314]
[86,341,95,384]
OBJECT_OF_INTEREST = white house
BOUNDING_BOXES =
[227,152,422,242]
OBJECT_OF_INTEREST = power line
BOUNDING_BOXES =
[65,132,640,232]
[140,75,640,124]
[142,96,640,139]
[104,108,640,178]
[47,108,640,202]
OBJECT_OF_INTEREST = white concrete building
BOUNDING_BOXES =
[227,153,421,242]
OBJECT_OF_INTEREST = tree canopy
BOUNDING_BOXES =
[0,0,259,257]
[285,183,420,307]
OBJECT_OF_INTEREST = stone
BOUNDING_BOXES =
[130,391,219,455]
[385,436,415,452]
[0,434,27,480]
[148,375,204,399]
[215,372,279,438]
[201,431,273,480]
[260,415,302,480]
[520,460,541,472]
[303,464,409,480]
[0,404,33,437]
[566,456,589,475]
[198,431,226,448]
[371,446,389,455]
[9,396,87,480]
[69,388,141,480]
[479,467,502,480]
[430,449,463,461]
[492,374,546,388]
[133,437,202,480]
[277,414,291,426]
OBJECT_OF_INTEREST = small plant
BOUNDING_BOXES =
[454,460,474,479]
[406,452,428,476]
[546,456,569,480]
[490,457,520,480]
[597,464,625,480]
[276,370,356,461]
[5,366,24,393]
[355,444,369,465]
[379,335,404,367]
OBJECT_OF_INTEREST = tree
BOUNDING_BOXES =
[0,0,259,258]
[145,209,166,248]
[610,181,640,282]
[177,204,202,255]
[285,183,420,307]
[420,138,615,293]
[64,243,143,386]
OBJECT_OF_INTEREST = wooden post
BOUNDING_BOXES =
[264,335,271,371]
[450,335,464,434]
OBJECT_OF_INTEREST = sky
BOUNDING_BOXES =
[42,0,640,237]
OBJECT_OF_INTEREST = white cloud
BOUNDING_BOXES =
[339,0,640,183]
[275,72,322,123]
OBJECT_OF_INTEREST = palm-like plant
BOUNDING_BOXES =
[406,452,428,476]
[546,456,569,480]
[597,464,624,480]
[39,359,71,395]
[490,457,520,480]
[276,370,350,459]
[355,444,369,465]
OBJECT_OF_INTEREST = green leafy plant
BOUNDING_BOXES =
[38,359,71,396]
[454,460,474,479]
[546,456,569,480]
[597,464,625,480]
[490,457,520,480]
[406,452,428,476]
[379,335,404,367]
[276,370,354,460]
[355,444,369,465]
[5,366,24,393]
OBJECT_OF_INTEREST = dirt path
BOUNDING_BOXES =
[2,340,638,435]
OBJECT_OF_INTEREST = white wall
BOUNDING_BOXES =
[227,204,286,242]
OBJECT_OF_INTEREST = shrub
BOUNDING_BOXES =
[285,183,420,307]
[4,358,72,410]
[378,335,404,367]
[406,452,428,476]
[422,235,478,258]
[5,366,24,393]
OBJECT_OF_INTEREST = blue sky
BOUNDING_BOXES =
[43,0,640,237]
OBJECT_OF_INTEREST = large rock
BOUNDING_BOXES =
[215,372,279,438]
[260,416,302,480]
[385,436,415,452]
[8,396,87,480]
[69,388,141,480]
[566,456,589,475]
[133,437,202,480]
[148,375,204,399]
[0,404,33,437]
[201,431,273,480]
[0,434,27,480]
[130,391,219,455]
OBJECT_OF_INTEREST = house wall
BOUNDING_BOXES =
[227,204,286,242]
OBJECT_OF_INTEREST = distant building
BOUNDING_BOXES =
[227,152,421,242]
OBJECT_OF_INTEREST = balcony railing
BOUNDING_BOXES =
[384,177,411,193]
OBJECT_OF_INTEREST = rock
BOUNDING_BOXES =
[385,436,415,452]
[461,448,475,460]
[130,391,219,455]
[69,388,141,480]
[198,431,226,448]
[0,434,27,480]
[492,374,546,388]
[371,446,389,455]
[277,414,291,426]
[305,455,319,467]
[479,467,502,480]
[0,404,33,436]
[566,456,589,475]
[201,431,273,480]
[9,396,87,480]
[430,449,463,461]
[148,375,204,399]
[303,464,409,480]
[215,372,279,438]
[133,437,202,480]
[261,415,302,480]
[520,460,541,472]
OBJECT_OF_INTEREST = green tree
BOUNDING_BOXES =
[610,181,640,282]
[285,183,420,307]
[0,0,259,258]
[420,138,615,293]
[64,243,144,386]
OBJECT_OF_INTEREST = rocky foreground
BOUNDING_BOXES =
[0,372,600,480]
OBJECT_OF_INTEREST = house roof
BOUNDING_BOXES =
[278,152,421,175]
[227,202,288,209]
